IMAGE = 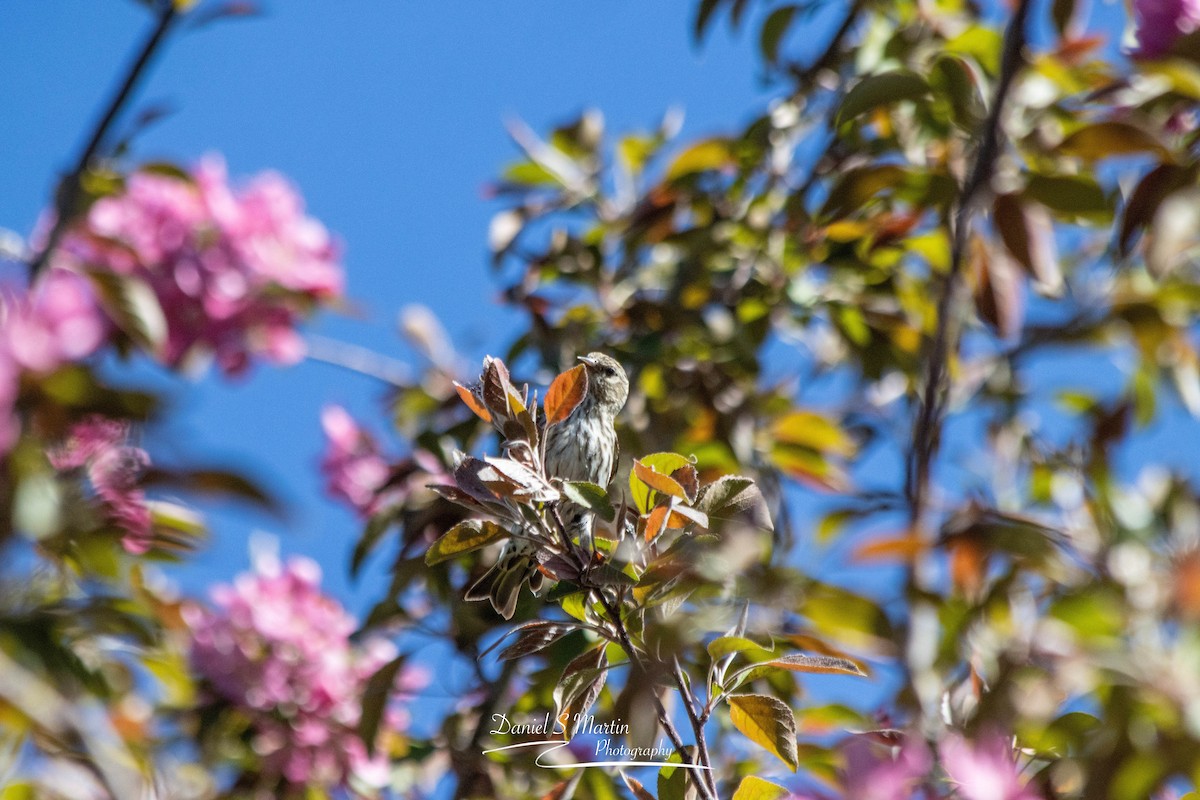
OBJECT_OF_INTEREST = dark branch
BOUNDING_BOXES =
[28,2,178,279]
[905,0,1034,526]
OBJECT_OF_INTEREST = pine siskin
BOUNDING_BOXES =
[467,352,629,618]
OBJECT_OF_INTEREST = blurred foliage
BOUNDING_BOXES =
[6,0,1200,797]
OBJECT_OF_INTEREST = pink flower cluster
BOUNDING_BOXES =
[48,416,152,554]
[320,405,392,516]
[319,405,451,519]
[839,730,1042,800]
[0,269,109,451]
[1131,0,1200,59]
[58,156,342,375]
[184,554,421,790]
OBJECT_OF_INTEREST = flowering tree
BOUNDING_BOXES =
[3,0,1200,798]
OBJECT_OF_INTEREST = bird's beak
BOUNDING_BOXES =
[577,355,597,367]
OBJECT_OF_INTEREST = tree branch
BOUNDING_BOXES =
[905,0,1034,527]
[593,591,717,800]
[28,2,179,279]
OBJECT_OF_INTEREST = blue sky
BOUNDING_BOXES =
[1,2,783,608]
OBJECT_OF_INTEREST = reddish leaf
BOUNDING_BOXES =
[971,235,1023,340]
[993,194,1061,293]
[1120,165,1191,255]
[545,364,588,425]
[670,463,700,503]
[482,357,516,417]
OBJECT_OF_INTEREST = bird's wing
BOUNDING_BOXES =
[608,435,621,487]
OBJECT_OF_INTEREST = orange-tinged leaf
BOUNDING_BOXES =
[453,381,492,423]
[633,460,689,501]
[645,503,670,542]
[852,533,927,563]
[622,774,656,800]
[629,452,692,514]
[770,446,848,492]
[757,653,867,677]
[545,364,588,425]
[666,138,735,181]
[949,537,987,596]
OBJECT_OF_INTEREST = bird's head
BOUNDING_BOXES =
[577,352,629,415]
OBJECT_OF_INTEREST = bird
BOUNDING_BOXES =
[467,353,629,619]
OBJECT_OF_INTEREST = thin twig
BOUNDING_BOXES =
[905,0,1034,527]
[28,2,179,279]
[671,657,717,795]
[787,0,864,92]
[305,334,412,386]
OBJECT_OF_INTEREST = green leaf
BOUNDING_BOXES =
[87,272,168,354]
[732,776,791,800]
[358,655,405,756]
[707,635,774,661]
[772,411,855,456]
[665,139,735,181]
[424,519,507,565]
[1023,174,1111,218]
[554,645,608,735]
[497,621,576,661]
[820,164,909,219]
[560,480,616,522]
[760,5,798,64]
[630,452,692,514]
[929,55,986,130]
[727,694,799,771]
[695,475,771,535]
[1058,121,1170,162]
[140,467,278,512]
[836,70,930,126]
[658,746,698,800]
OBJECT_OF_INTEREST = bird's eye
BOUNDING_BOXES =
[602,366,616,377]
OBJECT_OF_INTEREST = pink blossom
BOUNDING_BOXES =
[57,156,342,375]
[184,554,419,790]
[1131,0,1200,59]
[0,356,16,454]
[841,734,932,800]
[320,405,392,516]
[48,416,153,554]
[940,732,1042,800]
[0,268,109,448]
